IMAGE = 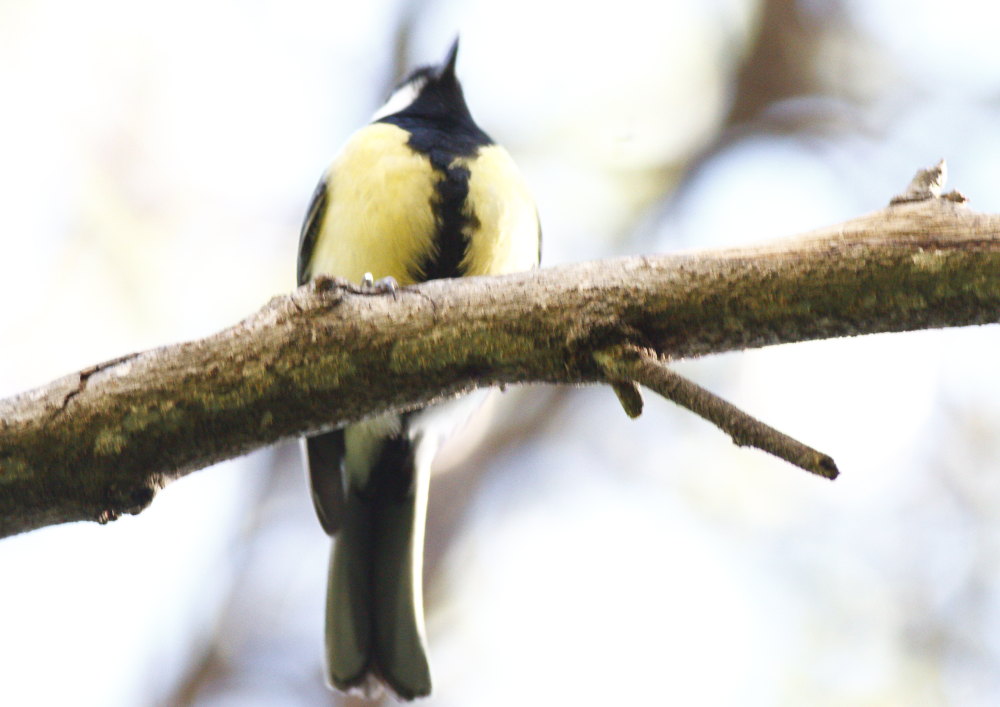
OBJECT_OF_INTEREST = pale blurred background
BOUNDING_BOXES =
[2,0,1000,705]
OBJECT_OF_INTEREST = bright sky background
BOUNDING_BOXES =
[2,1,1000,705]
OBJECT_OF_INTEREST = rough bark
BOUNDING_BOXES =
[1,177,998,537]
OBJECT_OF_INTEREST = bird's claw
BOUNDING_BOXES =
[361,272,400,299]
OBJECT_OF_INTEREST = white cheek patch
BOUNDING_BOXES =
[371,78,426,121]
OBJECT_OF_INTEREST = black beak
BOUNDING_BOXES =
[440,37,459,79]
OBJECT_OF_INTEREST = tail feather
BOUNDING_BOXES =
[325,489,373,691]
[372,485,431,699]
[325,433,432,700]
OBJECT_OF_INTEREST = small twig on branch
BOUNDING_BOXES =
[595,345,839,480]
[609,380,645,419]
[890,159,967,205]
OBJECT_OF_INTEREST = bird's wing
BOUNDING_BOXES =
[305,431,347,536]
[297,174,346,534]
[297,175,329,285]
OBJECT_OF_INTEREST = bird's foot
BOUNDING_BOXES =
[360,272,400,299]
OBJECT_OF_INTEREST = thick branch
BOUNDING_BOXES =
[2,192,999,537]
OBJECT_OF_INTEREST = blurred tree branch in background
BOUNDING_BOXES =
[1,164,998,538]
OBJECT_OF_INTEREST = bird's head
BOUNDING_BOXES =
[371,38,473,124]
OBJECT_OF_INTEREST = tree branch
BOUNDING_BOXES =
[2,165,999,537]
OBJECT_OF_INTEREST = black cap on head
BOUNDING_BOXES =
[372,36,476,125]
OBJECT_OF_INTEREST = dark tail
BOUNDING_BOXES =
[325,436,432,700]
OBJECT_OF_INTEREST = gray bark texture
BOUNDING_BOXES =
[1,177,998,538]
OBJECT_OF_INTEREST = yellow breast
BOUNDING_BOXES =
[308,123,439,286]
[457,144,540,277]
[305,124,539,285]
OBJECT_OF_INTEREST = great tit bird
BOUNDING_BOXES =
[297,39,540,700]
